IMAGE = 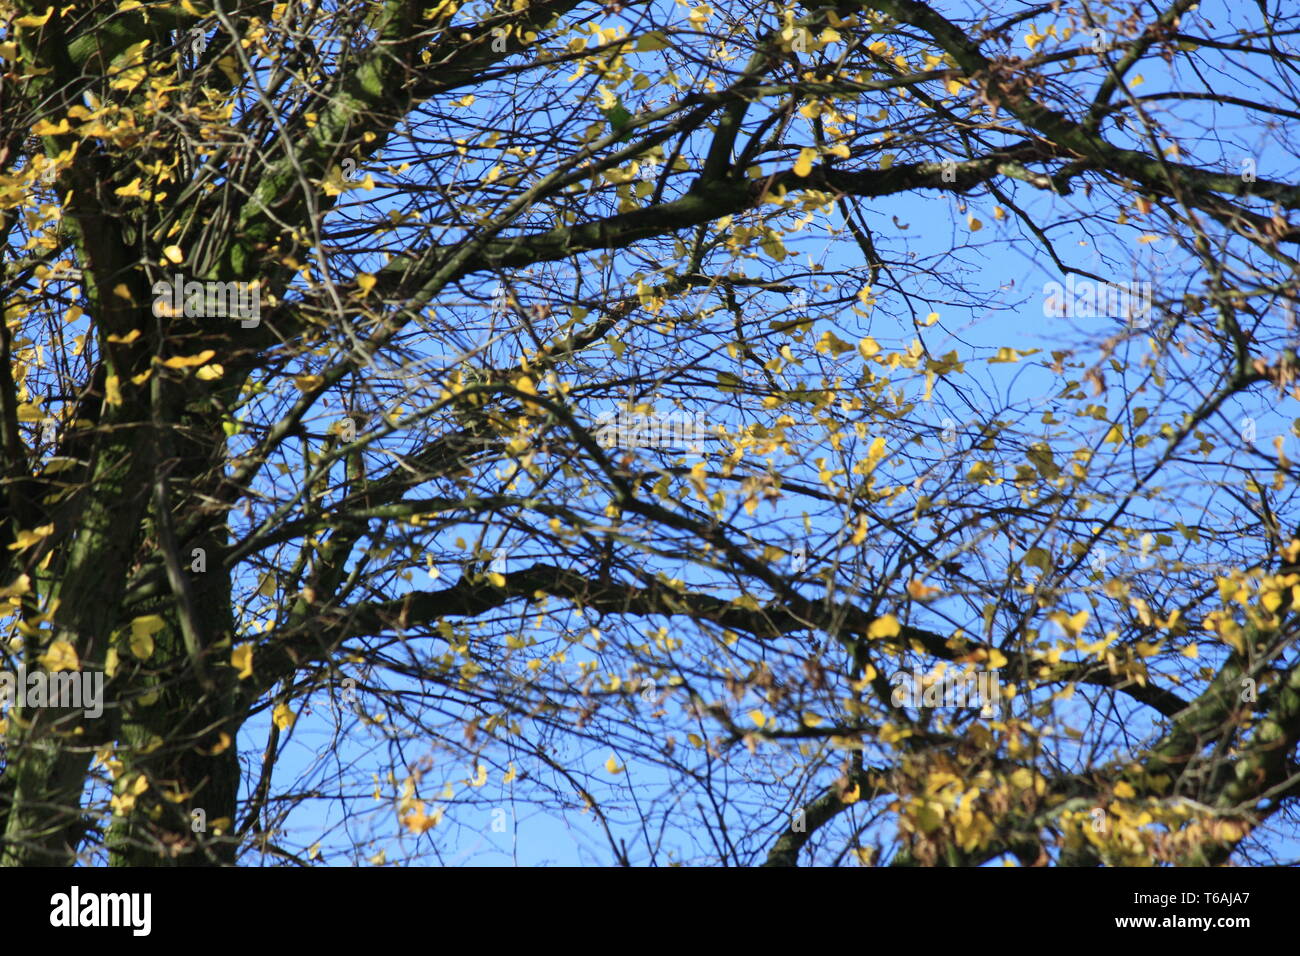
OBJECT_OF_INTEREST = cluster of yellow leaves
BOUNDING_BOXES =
[395,771,453,834]
[896,765,1046,856]
[1201,559,1300,655]
[158,349,223,381]
[110,772,151,816]
[39,639,79,672]
[95,743,204,816]
[1023,22,1073,52]
[1062,796,1244,866]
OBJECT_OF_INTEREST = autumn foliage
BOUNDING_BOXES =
[2,0,1300,866]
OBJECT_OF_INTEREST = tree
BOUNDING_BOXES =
[2,0,1300,866]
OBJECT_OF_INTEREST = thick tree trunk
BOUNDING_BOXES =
[105,389,244,865]
[1,427,153,865]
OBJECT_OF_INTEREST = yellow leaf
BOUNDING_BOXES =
[216,54,240,85]
[857,336,881,360]
[273,702,296,730]
[15,7,54,27]
[163,245,184,264]
[196,363,224,380]
[106,329,142,344]
[104,374,123,406]
[402,806,440,833]
[128,629,155,661]
[1056,609,1090,638]
[1273,435,1292,469]
[32,117,70,136]
[162,350,217,369]
[7,524,54,551]
[749,709,767,728]
[293,374,324,392]
[636,31,668,50]
[687,460,709,498]
[0,574,32,599]
[758,228,788,260]
[907,579,938,601]
[1114,781,1136,798]
[605,754,625,774]
[40,640,79,672]
[793,147,816,177]
[915,802,943,832]
[356,273,377,295]
[851,513,870,545]
[868,614,900,639]
[815,331,854,357]
[1103,423,1123,445]
[129,614,166,660]
[114,178,144,198]
[1024,547,1052,571]
[231,643,254,679]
